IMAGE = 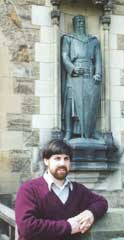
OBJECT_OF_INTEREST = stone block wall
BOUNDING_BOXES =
[101,0,124,208]
[32,3,60,146]
[78,208,124,240]
[30,0,124,208]
[110,14,124,145]
[0,0,44,195]
[0,0,124,213]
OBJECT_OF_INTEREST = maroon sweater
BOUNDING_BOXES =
[15,177,108,240]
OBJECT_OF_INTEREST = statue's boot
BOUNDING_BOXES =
[92,131,102,140]
[64,131,71,141]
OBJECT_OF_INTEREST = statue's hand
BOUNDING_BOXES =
[72,67,84,77]
[93,74,101,84]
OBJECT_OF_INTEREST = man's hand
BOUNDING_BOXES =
[67,216,80,234]
[67,210,94,235]
[76,210,94,234]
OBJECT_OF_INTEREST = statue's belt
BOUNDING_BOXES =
[73,59,92,68]
[73,59,89,62]
[73,68,91,74]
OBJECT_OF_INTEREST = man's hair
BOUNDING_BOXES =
[42,139,73,160]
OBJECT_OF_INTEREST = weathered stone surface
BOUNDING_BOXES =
[9,149,32,172]
[117,35,124,50]
[8,6,22,28]
[114,0,124,5]
[91,232,124,240]
[120,69,124,86]
[111,238,124,240]
[1,131,23,149]
[92,208,124,234]
[10,41,32,62]
[76,209,124,240]
[10,5,39,30]
[11,62,33,78]
[14,78,35,94]
[12,45,30,62]
[7,29,39,60]
[101,190,124,208]
[0,0,41,189]
[0,2,40,77]
[90,209,124,240]
[120,101,124,117]
[0,194,12,207]
[22,96,40,114]
[7,113,31,131]
[121,165,124,189]
[15,0,45,5]
[11,62,40,79]
[113,4,124,15]
[23,130,40,147]
[14,5,31,23]
[23,95,40,105]
[121,131,124,144]
[10,158,30,173]
[19,172,32,184]
[0,151,22,193]
[22,28,40,44]
[0,152,10,171]
[0,45,10,78]
[22,103,40,114]
[0,174,21,194]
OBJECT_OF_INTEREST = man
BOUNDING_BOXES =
[61,15,102,140]
[15,139,108,240]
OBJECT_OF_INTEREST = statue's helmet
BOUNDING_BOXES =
[72,15,86,29]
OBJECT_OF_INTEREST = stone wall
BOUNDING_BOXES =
[0,0,124,213]
[0,0,44,195]
[30,0,124,209]
[79,208,124,240]
[101,0,124,208]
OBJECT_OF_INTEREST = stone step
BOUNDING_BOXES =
[111,239,124,240]
[0,234,9,240]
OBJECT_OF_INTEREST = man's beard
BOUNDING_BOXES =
[51,166,68,180]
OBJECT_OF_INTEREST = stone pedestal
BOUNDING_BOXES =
[68,134,118,171]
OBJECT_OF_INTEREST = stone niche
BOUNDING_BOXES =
[60,1,102,36]
[49,0,121,190]
[60,0,104,139]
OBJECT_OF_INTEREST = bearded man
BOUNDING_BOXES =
[15,139,108,240]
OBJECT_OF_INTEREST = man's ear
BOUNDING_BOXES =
[44,158,49,167]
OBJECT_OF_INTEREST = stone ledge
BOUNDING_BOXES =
[76,208,124,240]
[68,137,118,172]
[0,207,123,240]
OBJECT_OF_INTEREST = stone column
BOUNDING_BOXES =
[52,25,60,130]
[101,1,112,132]
[50,0,62,139]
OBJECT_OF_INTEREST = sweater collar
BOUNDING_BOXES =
[43,171,73,191]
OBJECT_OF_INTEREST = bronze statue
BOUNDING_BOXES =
[61,15,102,140]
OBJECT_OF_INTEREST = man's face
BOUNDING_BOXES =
[44,154,71,180]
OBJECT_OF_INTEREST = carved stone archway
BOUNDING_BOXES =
[50,0,113,25]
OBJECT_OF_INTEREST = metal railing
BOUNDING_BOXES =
[0,203,17,240]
